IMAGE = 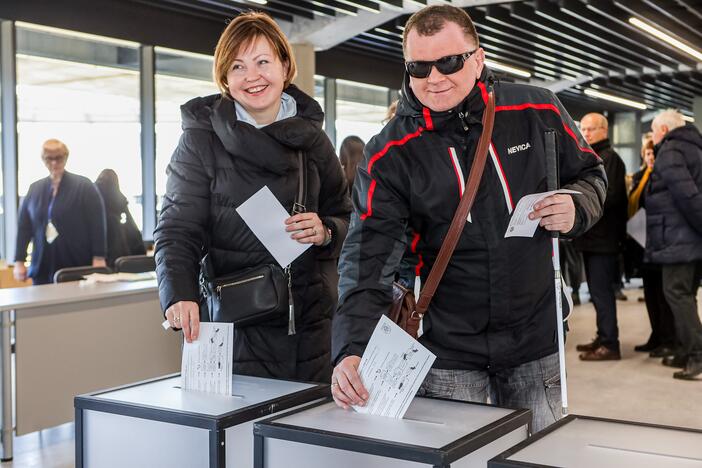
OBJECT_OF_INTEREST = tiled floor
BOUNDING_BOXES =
[1,282,700,467]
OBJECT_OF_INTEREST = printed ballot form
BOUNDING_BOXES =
[505,189,580,238]
[236,185,311,268]
[181,322,234,396]
[353,315,436,419]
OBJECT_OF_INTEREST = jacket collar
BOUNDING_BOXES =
[396,67,494,131]
[590,138,612,155]
[204,85,324,175]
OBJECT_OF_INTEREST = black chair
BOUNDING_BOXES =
[53,266,113,283]
[114,255,156,273]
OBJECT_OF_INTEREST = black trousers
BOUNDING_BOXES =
[641,265,677,347]
[662,262,702,356]
[583,252,620,350]
[560,240,582,293]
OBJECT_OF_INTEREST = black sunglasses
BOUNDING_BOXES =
[405,50,477,79]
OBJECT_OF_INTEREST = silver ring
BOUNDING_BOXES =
[331,382,339,387]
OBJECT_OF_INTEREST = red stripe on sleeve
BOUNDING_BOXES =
[410,232,423,276]
[361,127,425,220]
[367,127,424,174]
[415,255,424,277]
[410,232,420,253]
[360,179,377,221]
[494,103,597,157]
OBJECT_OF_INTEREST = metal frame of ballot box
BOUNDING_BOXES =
[74,373,329,468]
[253,397,532,468]
[488,414,702,468]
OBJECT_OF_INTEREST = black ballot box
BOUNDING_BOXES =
[253,397,532,467]
[75,373,328,468]
[489,414,702,468]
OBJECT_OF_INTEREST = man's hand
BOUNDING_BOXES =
[331,355,369,410]
[92,257,107,268]
[13,262,27,282]
[530,194,576,234]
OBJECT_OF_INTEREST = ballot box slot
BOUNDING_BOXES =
[402,416,446,426]
[588,443,702,462]
[172,385,245,399]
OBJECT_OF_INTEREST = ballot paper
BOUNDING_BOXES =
[353,315,436,419]
[236,186,311,268]
[82,272,157,284]
[181,322,234,396]
[627,208,647,248]
[505,189,581,238]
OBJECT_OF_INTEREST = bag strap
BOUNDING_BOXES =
[415,88,496,316]
[293,150,307,214]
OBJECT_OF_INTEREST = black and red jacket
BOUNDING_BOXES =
[333,71,606,371]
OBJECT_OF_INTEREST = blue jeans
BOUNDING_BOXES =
[417,352,562,434]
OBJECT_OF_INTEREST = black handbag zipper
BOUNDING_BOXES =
[216,274,265,298]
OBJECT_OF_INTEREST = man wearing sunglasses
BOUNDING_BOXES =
[332,5,606,432]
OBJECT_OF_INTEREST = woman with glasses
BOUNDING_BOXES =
[14,139,107,285]
[155,12,350,382]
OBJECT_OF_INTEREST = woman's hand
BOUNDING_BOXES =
[166,300,200,343]
[331,355,369,410]
[13,262,27,282]
[285,212,329,246]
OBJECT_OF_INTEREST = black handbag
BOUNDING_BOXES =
[200,151,306,332]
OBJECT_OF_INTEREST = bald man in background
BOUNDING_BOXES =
[575,113,627,361]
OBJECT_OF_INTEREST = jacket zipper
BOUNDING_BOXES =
[216,275,264,298]
[457,112,470,132]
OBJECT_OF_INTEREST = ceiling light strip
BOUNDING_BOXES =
[583,88,647,110]
[629,17,702,62]
[484,59,531,78]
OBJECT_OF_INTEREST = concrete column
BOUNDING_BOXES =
[292,43,315,97]
[1,20,17,262]
[693,96,702,133]
[612,112,639,173]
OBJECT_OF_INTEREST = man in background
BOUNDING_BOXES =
[647,109,702,380]
[575,113,627,361]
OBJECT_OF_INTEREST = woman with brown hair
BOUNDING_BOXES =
[338,135,365,195]
[630,135,677,356]
[155,12,351,382]
[95,169,146,267]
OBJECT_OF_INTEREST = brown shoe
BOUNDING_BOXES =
[579,345,621,361]
[576,338,601,352]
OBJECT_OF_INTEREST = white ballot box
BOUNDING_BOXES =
[74,373,328,468]
[488,414,702,468]
[253,397,531,467]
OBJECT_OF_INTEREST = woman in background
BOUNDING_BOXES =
[14,139,106,284]
[630,136,676,357]
[338,135,365,195]
[95,169,146,267]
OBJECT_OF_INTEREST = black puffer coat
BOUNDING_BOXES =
[95,180,145,267]
[645,124,702,264]
[574,139,627,254]
[154,85,351,382]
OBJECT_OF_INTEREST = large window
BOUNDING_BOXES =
[155,48,216,211]
[335,79,390,148]
[15,24,143,227]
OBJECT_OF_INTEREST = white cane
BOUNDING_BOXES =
[545,130,569,416]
